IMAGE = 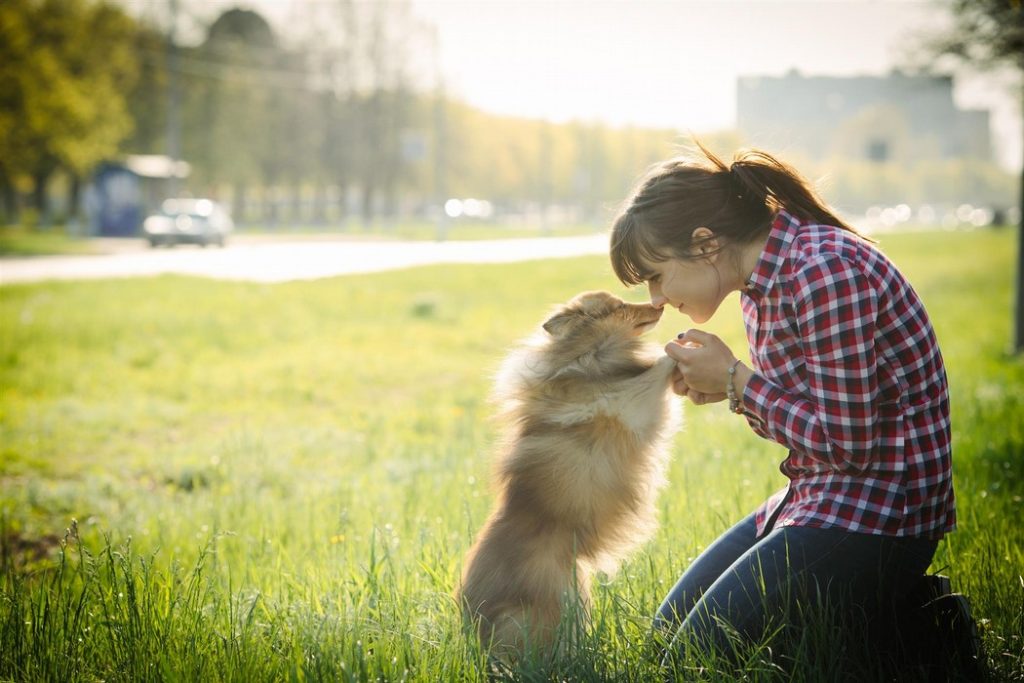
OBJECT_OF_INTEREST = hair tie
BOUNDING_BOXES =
[728,164,745,200]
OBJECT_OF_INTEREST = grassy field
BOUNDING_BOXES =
[0,227,99,257]
[0,228,1022,681]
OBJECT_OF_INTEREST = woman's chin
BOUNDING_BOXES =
[687,311,710,324]
[674,304,709,324]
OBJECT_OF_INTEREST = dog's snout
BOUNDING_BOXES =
[638,304,664,319]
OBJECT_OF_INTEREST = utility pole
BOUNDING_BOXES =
[166,0,181,198]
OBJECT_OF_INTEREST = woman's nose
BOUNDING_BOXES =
[648,281,667,309]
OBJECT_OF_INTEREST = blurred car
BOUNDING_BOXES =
[142,198,233,247]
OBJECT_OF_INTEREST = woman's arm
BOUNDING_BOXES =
[742,253,881,475]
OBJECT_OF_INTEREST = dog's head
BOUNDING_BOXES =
[541,291,663,340]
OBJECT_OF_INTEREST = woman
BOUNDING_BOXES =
[609,143,972,671]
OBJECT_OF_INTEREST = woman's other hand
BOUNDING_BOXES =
[665,330,748,405]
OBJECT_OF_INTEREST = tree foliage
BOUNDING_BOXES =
[4,0,1013,232]
[921,0,1023,351]
[926,0,1023,71]
[0,0,139,214]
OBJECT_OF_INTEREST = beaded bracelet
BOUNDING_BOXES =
[726,359,744,414]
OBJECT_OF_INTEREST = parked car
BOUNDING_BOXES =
[142,198,233,247]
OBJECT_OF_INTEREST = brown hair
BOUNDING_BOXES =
[610,140,864,286]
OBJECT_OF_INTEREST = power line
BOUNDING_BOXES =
[136,43,422,94]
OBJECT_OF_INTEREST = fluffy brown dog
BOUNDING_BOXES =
[456,290,681,658]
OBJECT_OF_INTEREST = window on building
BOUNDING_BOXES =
[866,139,889,162]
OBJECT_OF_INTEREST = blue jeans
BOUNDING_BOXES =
[655,511,938,658]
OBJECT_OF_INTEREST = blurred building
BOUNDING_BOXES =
[736,70,992,164]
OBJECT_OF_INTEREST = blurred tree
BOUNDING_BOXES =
[921,0,1023,350]
[0,0,140,223]
[299,0,360,226]
[121,22,168,155]
[572,123,604,223]
[189,8,280,222]
[351,0,418,226]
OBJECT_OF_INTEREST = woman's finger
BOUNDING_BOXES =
[680,329,714,347]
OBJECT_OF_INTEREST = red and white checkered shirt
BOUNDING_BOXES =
[742,210,956,539]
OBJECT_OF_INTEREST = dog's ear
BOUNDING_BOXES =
[542,310,574,336]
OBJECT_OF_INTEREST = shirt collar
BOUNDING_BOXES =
[745,209,801,295]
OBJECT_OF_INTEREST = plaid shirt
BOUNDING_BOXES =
[742,210,956,539]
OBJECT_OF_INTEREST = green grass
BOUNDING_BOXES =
[0,228,1022,680]
[0,227,98,256]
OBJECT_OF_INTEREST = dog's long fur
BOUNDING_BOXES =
[456,291,681,657]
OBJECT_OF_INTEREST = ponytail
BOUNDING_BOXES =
[724,146,861,236]
[610,139,867,286]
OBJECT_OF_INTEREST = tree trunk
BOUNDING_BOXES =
[264,186,278,227]
[32,169,52,225]
[292,183,303,228]
[312,181,327,225]
[0,168,15,225]
[67,172,81,224]
[233,183,247,226]
[1014,94,1024,353]
[336,180,348,228]
[361,183,376,227]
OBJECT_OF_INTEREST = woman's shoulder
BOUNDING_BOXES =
[784,220,898,290]
[783,216,883,263]
[791,220,872,258]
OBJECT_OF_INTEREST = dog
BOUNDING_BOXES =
[456,290,681,659]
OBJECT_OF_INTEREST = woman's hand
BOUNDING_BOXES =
[665,330,751,406]
[670,364,727,405]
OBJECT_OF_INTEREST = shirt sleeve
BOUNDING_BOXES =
[742,253,880,475]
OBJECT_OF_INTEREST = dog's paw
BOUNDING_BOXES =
[654,353,677,377]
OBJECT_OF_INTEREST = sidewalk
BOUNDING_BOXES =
[0,234,610,284]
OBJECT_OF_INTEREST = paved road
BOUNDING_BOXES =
[0,234,610,284]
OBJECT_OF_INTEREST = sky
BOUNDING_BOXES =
[133,0,1023,171]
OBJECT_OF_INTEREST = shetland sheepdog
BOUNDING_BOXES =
[456,290,681,658]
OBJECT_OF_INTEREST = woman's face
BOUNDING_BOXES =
[640,255,727,324]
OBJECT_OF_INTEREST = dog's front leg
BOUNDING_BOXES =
[612,355,678,434]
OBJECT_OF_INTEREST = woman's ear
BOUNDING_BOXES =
[690,226,719,262]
